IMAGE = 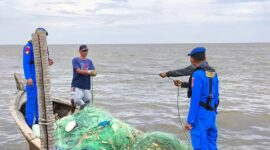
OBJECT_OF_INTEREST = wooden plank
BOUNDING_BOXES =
[32,32,48,150]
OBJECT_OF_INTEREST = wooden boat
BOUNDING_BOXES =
[10,73,74,150]
[10,73,189,150]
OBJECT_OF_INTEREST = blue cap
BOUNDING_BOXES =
[188,47,206,56]
[35,27,48,36]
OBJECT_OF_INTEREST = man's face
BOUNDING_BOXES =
[80,49,88,57]
[190,57,196,66]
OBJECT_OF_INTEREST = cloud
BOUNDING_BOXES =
[3,0,270,26]
[0,0,269,44]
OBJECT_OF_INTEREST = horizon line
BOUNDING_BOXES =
[0,42,270,46]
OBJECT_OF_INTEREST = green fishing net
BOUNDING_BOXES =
[54,107,189,150]
[132,132,189,150]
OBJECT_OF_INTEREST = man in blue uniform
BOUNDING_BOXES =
[23,28,53,127]
[159,47,219,149]
[180,47,219,150]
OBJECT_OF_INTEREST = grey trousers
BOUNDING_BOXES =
[71,87,91,108]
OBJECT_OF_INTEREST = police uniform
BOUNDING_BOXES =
[187,47,219,150]
[23,41,39,127]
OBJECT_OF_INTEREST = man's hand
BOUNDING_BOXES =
[27,78,33,86]
[88,70,97,76]
[48,58,54,66]
[173,80,182,87]
[159,72,167,78]
[185,123,192,131]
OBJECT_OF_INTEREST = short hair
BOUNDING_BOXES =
[191,52,205,62]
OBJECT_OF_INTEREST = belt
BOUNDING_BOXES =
[199,101,216,111]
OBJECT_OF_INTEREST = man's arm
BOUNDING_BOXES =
[76,68,95,75]
[47,47,54,66]
[159,65,195,78]
[173,80,188,88]
[72,58,96,76]
[180,82,189,88]
[23,46,32,80]
[89,60,97,76]
[215,74,219,110]
[187,72,202,126]
[166,65,195,77]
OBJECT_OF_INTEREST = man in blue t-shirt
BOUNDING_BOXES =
[71,45,97,109]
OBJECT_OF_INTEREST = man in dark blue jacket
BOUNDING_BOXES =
[23,28,53,127]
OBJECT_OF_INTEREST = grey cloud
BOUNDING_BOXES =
[57,10,79,16]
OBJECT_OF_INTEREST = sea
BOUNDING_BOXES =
[0,43,269,149]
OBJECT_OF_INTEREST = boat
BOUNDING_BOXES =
[10,73,74,150]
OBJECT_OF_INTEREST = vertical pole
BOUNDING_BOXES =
[91,76,94,105]
[32,30,54,150]
[32,33,47,149]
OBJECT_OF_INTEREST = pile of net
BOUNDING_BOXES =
[132,132,189,150]
[54,107,189,150]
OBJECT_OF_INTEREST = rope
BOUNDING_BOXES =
[99,72,157,76]
[39,118,55,125]
[176,86,191,149]
[167,77,191,149]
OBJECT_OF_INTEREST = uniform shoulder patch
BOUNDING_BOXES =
[25,46,30,55]
[206,71,215,78]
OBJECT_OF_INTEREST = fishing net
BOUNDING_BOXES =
[54,107,142,150]
[54,107,189,150]
[131,132,189,150]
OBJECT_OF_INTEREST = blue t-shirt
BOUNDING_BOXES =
[71,57,95,89]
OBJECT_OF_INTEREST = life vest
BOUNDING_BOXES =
[187,63,219,111]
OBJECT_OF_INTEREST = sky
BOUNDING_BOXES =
[0,0,269,44]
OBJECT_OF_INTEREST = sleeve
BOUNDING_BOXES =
[187,72,202,125]
[89,60,95,70]
[23,45,32,80]
[72,58,80,69]
[47,47,50,59]
[166,65,195,77]
[180,82,189,88]
[215,74,219,109]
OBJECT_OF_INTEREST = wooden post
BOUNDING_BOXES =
[32,30,54,150]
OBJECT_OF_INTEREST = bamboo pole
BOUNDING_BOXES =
[32,30,54,150]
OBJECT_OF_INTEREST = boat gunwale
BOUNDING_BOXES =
[10,83,73,150]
